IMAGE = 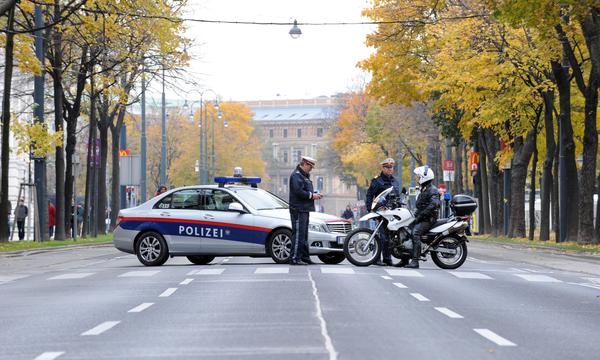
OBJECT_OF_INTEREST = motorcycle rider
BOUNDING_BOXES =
[366,158,400,266]
[396,165,440,269]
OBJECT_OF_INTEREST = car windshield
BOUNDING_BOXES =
[231,188,289,210]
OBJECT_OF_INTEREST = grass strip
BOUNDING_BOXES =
[473,234,600,254]
[0,234,113,253]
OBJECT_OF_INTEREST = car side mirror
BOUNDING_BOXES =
[228,202,246,213]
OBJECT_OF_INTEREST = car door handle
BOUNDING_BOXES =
[160,212,171,217]
[203,214,214,220]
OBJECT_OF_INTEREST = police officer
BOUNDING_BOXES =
[366,158,400,266]
[289,156,323,265]
[398,165,440,269]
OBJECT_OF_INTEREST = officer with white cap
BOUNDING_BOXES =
[288,155,323,265]
[366,157,400,266]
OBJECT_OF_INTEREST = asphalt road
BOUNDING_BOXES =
[1,241,600,360]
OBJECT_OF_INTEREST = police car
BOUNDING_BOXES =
[113,175,351,266]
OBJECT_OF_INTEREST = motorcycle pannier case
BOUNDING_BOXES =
[450,194,477,216]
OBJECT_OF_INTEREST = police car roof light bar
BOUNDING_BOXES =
[214,176,262,188]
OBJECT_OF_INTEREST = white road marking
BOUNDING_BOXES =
[48,273,94,280]
[393,282,407,289]
[159,288,178,297]
[467,256,488,263]
[34,352,65,360]
[128,303,154,313]
[81,321,120,336]
[180,278,194,285]
[320,267,354,274]
[582,277,600,284]
[255,267,289,274]
[192,268,226,275]
[568,282,600,290]
[410,293,430,302]
[0,274,29,283]
[385,269,424,277]
[118,270,160,277]
[510,267,527,273]
[435,307,464,319]
[308,270,338,360]
[474,329,517,346]
[381,275,393,280]
[449,272,493,279]
[515,274,562,283]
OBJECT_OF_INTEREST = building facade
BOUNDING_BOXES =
[246,97,357,217]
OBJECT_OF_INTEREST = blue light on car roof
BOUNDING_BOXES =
[214,176,262,188]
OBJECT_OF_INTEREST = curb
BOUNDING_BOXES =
[471,238,600,260]
[0,241,113,257]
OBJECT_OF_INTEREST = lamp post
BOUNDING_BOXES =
[185,90,219,184]
[160,67,167,187]
[73,152,80,239]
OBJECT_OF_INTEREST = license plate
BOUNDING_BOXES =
[337,236,346,245]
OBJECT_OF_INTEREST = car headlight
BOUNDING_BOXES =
[309,223,328,233]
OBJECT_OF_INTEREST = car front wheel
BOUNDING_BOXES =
[135,231,169,266]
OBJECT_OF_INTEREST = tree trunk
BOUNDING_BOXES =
[595,172,600,242]
[529,134,538,241]
[509,130,536,238]
[97,107,109,235]
[539,91,555,241]
[0,4,15,242]
[481,129,502,235]
[109,106,127,231]
[478,138,491,234]
[52,0,65,240]
[82,76,96,238]
[552,141,560,241]
[455,141,464,193]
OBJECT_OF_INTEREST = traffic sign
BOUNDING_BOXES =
[119,149,131,156]
[443,160,455,171]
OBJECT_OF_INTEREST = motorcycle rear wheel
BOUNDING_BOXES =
[430,236,468,269]
[343,228,381,267]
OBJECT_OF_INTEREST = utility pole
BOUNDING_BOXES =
[160,67,167,187]
[140,72,147,202]
[396,143,403,189]
[119,125,127,209]
[33,4,47,241]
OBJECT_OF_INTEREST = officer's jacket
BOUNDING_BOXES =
[366,172,400,212]
[289,165,316,212]
[414,183,440,223]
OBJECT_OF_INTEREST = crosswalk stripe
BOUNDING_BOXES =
[81,321,120,336]
[515,274,562,283]
[474,329,517,346]
[34,352,65,360]
[320,267,355,274]
[192,268,226,275]
[381,275,393,280]
[118,270,160,277]
[159,288,178,297]
[180,278,194,285]
[385,269,424,277]
[435,307,463,318]
[48,273,94,280]
[449,272,493,279]
[393,282,407,289]
[255,267,289,274]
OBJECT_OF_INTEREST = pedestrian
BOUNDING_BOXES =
[395,165,440,269]
[155,185,167,197]
[342,204,354,222]
[48,200,56,239]
[6,199,12,237]
[76,204,83,237]
[288,156,323,265]
[366,158,400,266]
[14,199,28,240]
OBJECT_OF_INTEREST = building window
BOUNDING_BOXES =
[282,177,287,186]
[269,129,274,138]
[294,150,302,163]
[283,150,288,164]
[297,128,302,138]
[283,129,288,138]
[311,144,317,157]
[317,128,323,137]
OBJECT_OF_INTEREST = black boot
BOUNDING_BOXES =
[394,257,409,267]
[405,259,419,268]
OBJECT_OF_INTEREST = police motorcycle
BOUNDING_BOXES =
[343,187,477,269]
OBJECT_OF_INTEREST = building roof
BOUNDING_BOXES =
[246,98,340,122]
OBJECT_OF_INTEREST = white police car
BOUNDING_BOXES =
[113,176,351,266]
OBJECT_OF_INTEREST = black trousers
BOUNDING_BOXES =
[17,220,25,240]
[290,210,310,262]
[377,226,391,261]
[411,220,434,259]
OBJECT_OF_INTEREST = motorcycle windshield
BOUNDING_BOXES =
[372,187,394,211]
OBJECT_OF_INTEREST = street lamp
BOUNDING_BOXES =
[73,152,80,239]
[187,89,220,184]
[289,19,302,39]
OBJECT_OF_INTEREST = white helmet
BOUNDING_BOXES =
[414,165,434,185]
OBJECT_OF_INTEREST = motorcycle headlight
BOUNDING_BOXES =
[309,223,328,233]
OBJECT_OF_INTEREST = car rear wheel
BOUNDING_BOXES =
[186,255,215,265]
[267,229,292,264]
[318,253,345,264]
[135,231,169,266]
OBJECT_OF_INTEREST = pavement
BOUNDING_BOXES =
[1,240,599,359]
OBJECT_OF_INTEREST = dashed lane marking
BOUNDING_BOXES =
[159,288,178,297]
[180,278,194,285]
[128,303,154,313]
[118,270,160,277]
[435,307,464,319]
[393,282,407,289]
[381,275,393,280]
[448,272,493,279]
[320,267,354,274]
[81,321,120,336]
[410,293,430,302]
[255,267,289,274]
[474,329,517,346]
[34,352,65,360]
[48,273,94,280]
[190,268,226,275]
[385,269,424,277]
[515,274,562,283]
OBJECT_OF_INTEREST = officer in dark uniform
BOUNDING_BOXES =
[366,158,400,266]
[397,165,440,269]
[289,156,323,265]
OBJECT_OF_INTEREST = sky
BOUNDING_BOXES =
[163,0,376,102]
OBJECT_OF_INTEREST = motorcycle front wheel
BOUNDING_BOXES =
[343,228,381,267]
